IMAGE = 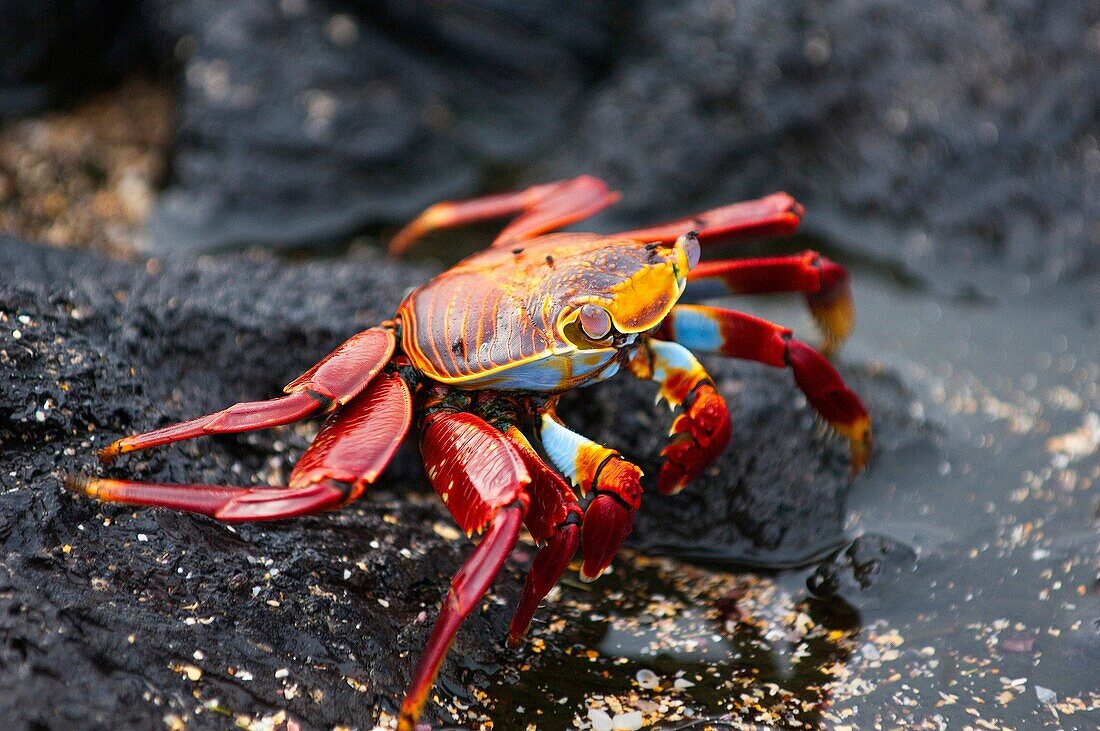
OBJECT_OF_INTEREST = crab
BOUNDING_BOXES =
[68,176,871,729]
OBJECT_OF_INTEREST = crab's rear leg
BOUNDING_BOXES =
[663,305,872,471]
[388,175,620,255]
[538,407,643,582]
[627,339,733,495]
[688,251,855,355]
[613,192,803,247]
[401,410,532,730]
[67,372,412,520]
[97,326,395,463]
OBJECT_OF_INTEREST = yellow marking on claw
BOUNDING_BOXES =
[626,347,653,381]
[656,365,708,409]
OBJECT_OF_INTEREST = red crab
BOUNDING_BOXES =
[69,176,871,729]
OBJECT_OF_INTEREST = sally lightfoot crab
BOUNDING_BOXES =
[68,176,871,729]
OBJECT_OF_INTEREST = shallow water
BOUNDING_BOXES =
[450,250,1100,729]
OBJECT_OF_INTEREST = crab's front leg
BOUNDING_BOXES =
[627,338,733,495]
[538,405,643,581]
[663,305,872,471]
[400,407,532,730]
[67,371,412,520]
[96,326,396,462]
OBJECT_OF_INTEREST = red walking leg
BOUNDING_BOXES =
[388,175,620,255]
[613,192,803,246]
[401,412,534,730]
[419,410,532,536]
[67,372,412,520]
[97,326,396,463]
[689,251,854,355]
[661,305,872,472]
[397,505,525,731]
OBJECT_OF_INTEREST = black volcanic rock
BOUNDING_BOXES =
[0,237,897,726]
[141,0,617,252]
[539,0,1100,290]
[0,0,147,118]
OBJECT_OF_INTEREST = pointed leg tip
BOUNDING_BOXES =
[850,435,872,475]
[658,479,688,496]
[63,473,94,496]
[809,282,855,353]
[817,335,841,360]
[578,565,605,583]
[398,690,435,731]
[395,711,417,731]
[96,441,124,464]
[843,417,873,474]
[506,633,524,649]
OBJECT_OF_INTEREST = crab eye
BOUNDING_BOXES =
[578,304,612,340]
[681,230,700,269]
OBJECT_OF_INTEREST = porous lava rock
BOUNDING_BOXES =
[0,236,899,726]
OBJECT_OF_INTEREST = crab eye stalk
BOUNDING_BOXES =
[578,304,612,341]
[680,230,701,270]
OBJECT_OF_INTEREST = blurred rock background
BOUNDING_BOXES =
[2,0,1097,286]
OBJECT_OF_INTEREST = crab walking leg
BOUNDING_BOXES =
[500,426,582,646]
[401,411,532,730]
[67,372,412,520]
[389,175,621,255]
[419,410,532,536]
[97,326,396,463]
[688,251,855,355]
[627,339,733,495]
[538,409,643,581]
[613,192,803,246]
[397,505,524,731]
[664,305,872,471]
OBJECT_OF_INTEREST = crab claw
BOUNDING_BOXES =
[581,495,633,582]
[658,383,733,495]
[580,459,642,582]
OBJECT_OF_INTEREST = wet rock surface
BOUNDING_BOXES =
[806,533,919,604]
[0,237,891,727]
